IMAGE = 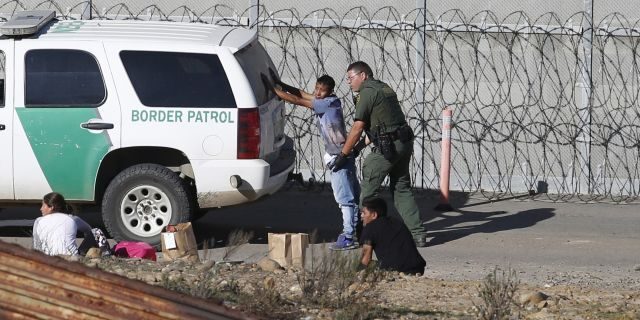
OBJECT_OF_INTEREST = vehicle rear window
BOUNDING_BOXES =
[25,49,106,107]
[235,40,278,105]
[0,51,5,107]
[120,51,236,108]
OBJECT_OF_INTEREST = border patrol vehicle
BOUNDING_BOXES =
[0,11,295,246]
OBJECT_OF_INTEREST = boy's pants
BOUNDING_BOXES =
[330,156,360,237]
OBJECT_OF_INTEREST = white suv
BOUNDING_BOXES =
[0,11,295,245]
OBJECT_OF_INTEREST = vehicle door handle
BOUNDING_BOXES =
[0,124,4,130]
[81,122,114,130]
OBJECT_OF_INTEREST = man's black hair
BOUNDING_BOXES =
[362,196,387,217]
[347,61,374,77]
[316,74,335,93]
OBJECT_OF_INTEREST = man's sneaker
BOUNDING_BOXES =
[414,235,428,248]
[330,234,358,251]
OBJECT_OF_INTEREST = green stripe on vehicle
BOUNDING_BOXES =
[16,108,111,200]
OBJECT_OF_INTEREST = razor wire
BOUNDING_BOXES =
[2,1,640,202]
[259,7,640,204]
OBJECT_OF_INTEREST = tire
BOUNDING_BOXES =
[102,163,194,247]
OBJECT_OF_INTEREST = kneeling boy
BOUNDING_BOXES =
[360,197,426,274]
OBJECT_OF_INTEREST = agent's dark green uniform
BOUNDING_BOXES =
[354,78,427,239]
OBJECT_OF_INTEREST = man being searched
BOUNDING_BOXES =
[272,74,361,250]
[330,61,428,247]
[360,197,426,274]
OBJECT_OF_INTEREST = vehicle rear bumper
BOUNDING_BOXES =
[192,146,296,208]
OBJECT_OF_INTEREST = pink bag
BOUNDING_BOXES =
[113,241,157,261]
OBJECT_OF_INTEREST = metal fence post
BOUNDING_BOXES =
[416,0,427,189]
[81,0,91,20]
[249,0,259,29]
[578,0,593,194]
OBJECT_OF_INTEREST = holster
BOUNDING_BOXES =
[371,124,413,161]
[377,133,396,160]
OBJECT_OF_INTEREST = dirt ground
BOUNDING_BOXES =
[3,189,639,318]
[82,249,640,320]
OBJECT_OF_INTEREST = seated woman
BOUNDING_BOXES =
[33,192,97,256]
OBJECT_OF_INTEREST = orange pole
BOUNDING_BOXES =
[435,107,454,211]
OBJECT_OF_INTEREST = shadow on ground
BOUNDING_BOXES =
[410,189,555,247]
[193,184,554,249]
[192,182,443,247]
[0,184,554,250]
[193,182,342,247]
[425,208,555,246]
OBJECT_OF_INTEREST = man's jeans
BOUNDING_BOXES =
[330,157,360,237]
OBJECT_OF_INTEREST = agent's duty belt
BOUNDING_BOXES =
[379,124,413,142]
[368,124,413,161]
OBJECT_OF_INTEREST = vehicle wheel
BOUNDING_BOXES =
[102,163,194,247]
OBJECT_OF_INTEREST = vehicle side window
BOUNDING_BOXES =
[120,51,236,108]
[25,49,106,107]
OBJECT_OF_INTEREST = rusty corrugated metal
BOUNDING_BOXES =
[0,240,257,320]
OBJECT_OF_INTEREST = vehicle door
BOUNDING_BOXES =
[0,41,13,199]
[13,41,121,200]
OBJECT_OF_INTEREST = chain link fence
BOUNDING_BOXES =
[1,0,639,202]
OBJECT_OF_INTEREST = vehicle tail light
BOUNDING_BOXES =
[237,108,260,159]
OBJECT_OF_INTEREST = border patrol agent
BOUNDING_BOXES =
[330,61,428,247]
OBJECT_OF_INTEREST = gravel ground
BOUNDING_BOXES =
[4,190,640,318]
[77,246,640,320]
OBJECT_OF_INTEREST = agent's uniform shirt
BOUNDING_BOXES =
[354,78,407,134]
